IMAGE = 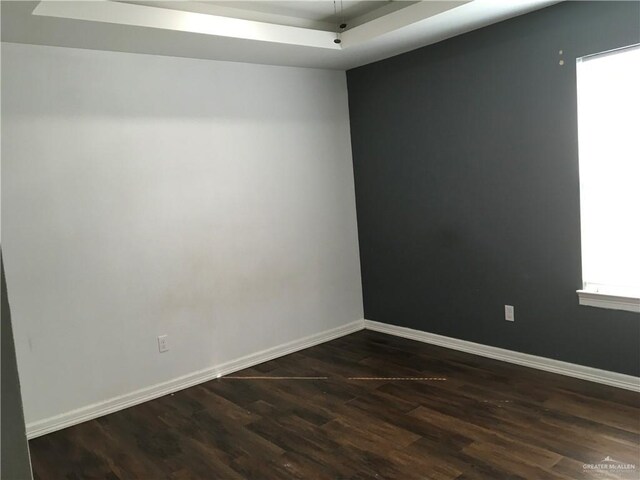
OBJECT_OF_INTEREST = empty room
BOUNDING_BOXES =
[1,1,639,479]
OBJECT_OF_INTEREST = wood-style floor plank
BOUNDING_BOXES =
[29,330,640,479]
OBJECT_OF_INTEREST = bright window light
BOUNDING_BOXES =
[576,45,640,303]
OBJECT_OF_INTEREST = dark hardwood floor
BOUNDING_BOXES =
[29,330,640,479]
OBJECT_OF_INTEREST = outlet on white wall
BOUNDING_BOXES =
[157,335,169,353]
[505,305,515,322]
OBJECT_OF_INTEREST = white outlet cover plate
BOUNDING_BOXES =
[505,305,515,321]
[158,335,169,352]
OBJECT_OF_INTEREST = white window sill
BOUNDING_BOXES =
[577,290,640,313]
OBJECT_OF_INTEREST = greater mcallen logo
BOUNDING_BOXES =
[583,456,637,473]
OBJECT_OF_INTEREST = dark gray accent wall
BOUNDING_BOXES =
[2,254,33,480]
[347,1,640,376]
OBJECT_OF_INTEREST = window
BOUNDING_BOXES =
[576,45,640,313]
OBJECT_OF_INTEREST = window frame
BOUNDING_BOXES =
[575,44,640,314]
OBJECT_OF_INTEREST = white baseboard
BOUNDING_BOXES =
[27,317,637,438]
[26,319,365,439]
[364,320,640,392]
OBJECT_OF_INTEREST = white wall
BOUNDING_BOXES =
[1,42,363,427]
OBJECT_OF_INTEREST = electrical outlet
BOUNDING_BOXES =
[158,335,169,353]
[505,305,515,322]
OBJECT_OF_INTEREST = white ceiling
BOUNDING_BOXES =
[1,1,560,70]
[208,1,393,23]
[121,0,419,32]
[146,1,415,28]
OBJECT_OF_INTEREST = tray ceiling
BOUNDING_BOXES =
[1,1,560,69]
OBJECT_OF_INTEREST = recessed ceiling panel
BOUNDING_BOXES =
[124,1,418,31]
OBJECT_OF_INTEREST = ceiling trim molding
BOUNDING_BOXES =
[32,0,341,50]
[342,0,468,48]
